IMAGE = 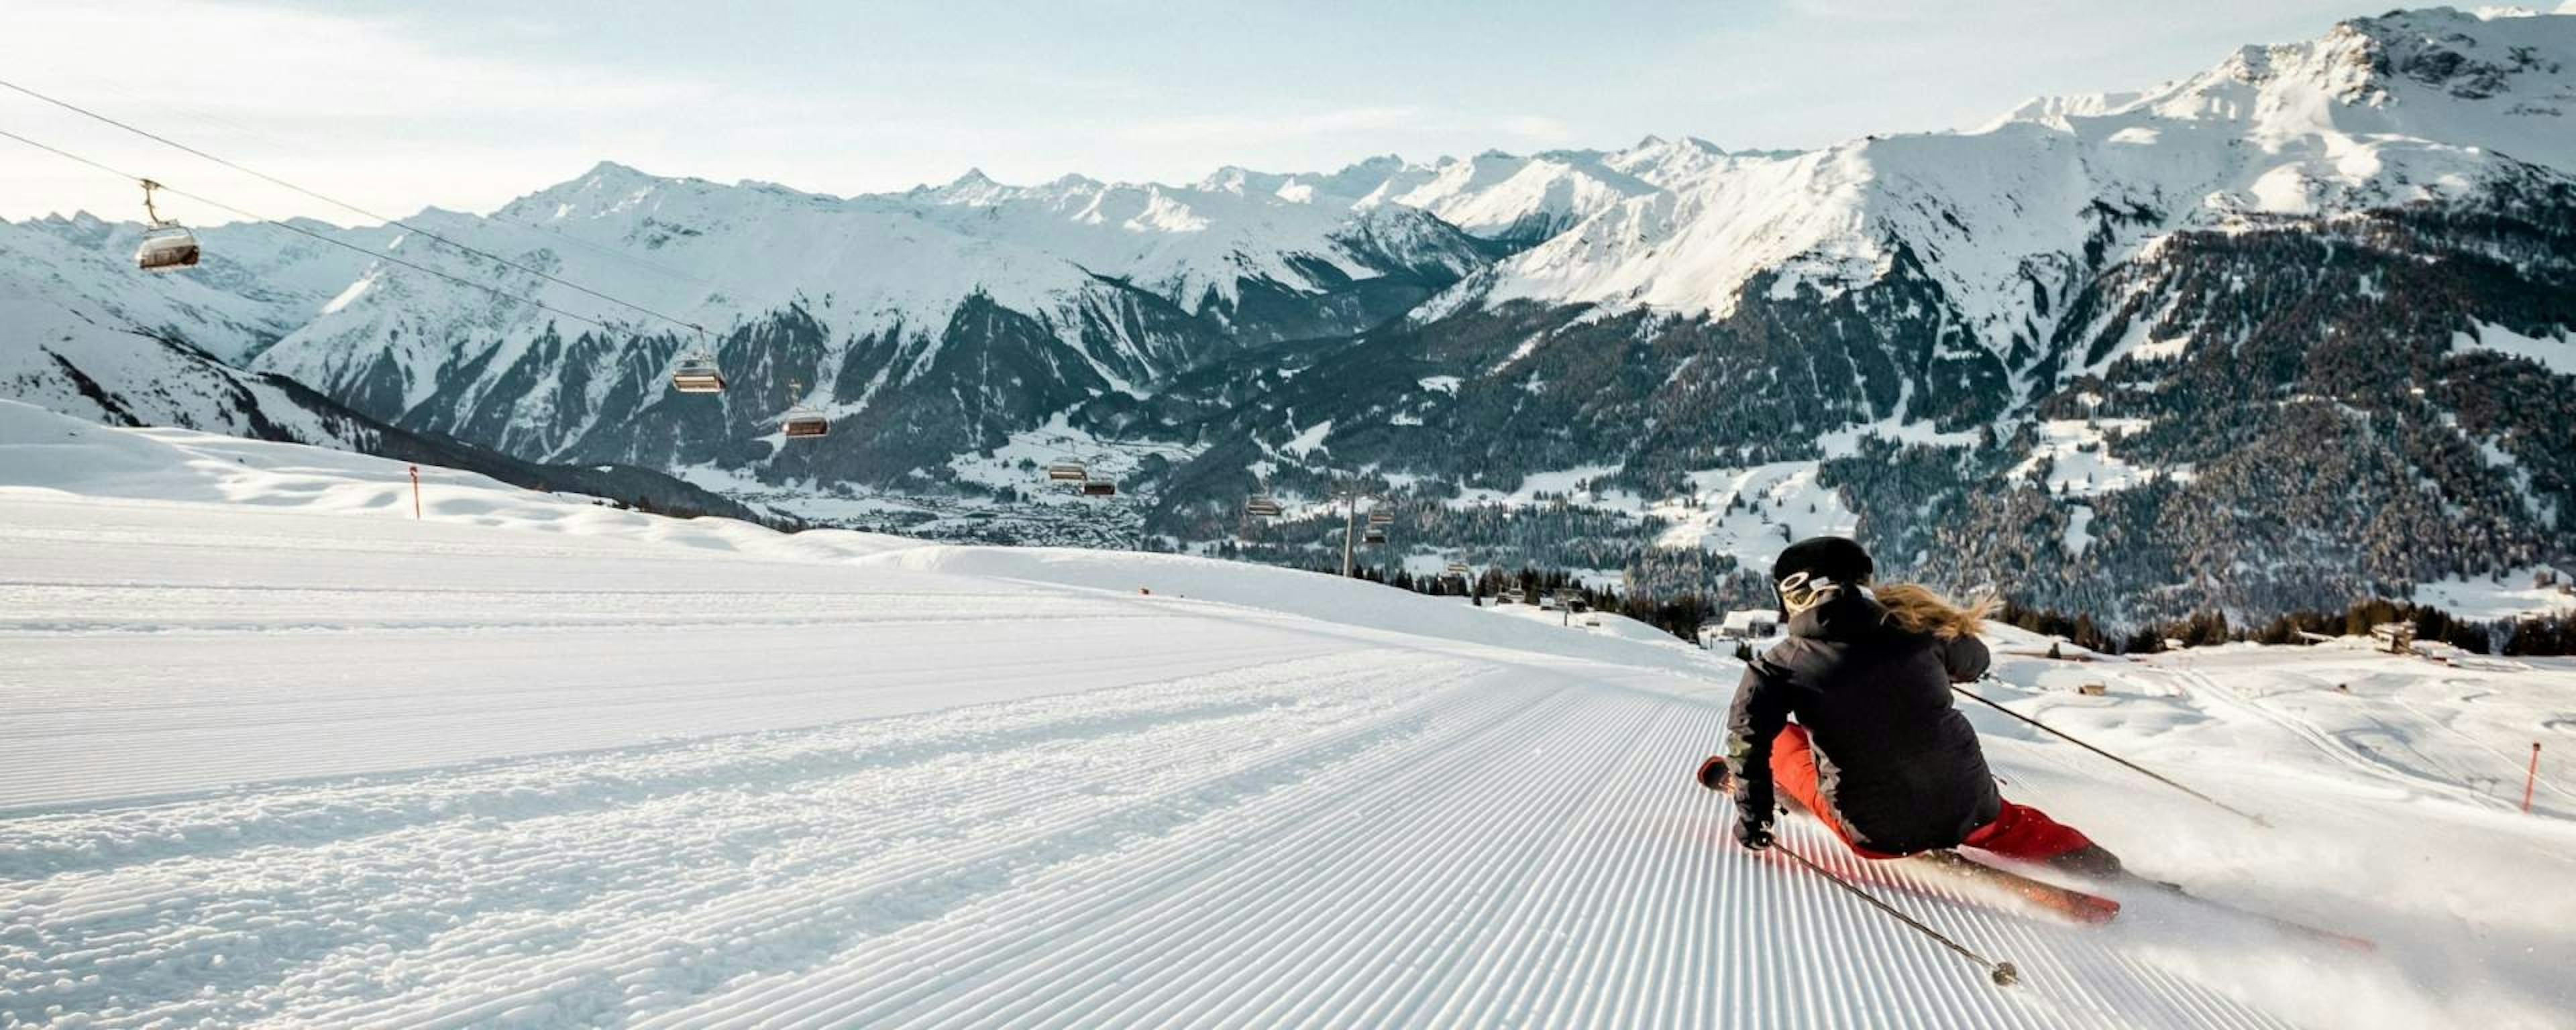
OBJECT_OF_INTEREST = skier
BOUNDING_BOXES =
[1696,536,2124,876]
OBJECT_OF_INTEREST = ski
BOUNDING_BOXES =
[2125,876,2378,952]
[1911,849,2122,925]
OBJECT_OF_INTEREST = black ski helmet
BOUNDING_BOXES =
[1773,536,1874,587]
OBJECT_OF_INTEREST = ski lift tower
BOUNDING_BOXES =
[1328,477,1384,579]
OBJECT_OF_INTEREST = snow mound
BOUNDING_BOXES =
[859,543,1713,675]
[0,400,912,561]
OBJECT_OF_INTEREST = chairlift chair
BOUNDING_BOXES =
[1367,510,1395,526]
[1081,479,1118,497]
[777,378,828,439]
[1363,528,1388,545]
[1445,561,1470,577]
[1046,461,1088,482]
[131,180,199,272]
[1244,494,1283,518]
[672,355,726,394]
[782,406,829,439]
[135,227,199,272]
[672,329,726,393]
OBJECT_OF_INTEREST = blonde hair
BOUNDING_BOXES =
[1873,583,2000,640]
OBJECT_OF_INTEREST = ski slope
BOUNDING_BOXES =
[3,404,2573,1028]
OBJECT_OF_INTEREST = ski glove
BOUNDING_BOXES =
[1733,770,1774,832]
[1733,770,1776,852]
[1734,813,1774,852]
[1703,756,1771,849]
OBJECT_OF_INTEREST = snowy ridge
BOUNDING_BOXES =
[1188,136,1733,245]
[1356,144,1675,243]
[0,219,388,445]
[219,158,1504,471]
[1994,7,2576,174]
[0,213,386,363]
[4,410,2573,1027]
[1460,7,2576,355]
[7,131,1748,445]
[301,154,1493,336]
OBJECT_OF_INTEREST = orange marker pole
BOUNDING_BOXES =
[2525,742,2542,815]
[409,464,421,520]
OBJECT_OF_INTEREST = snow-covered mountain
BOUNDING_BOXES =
[0,213,388,441]
[0,132,1741,471]
[1450,6,2576,359]
[1353,144,1671,245]
[223,158,1507,486]
[1150,7,2576,621]
[2,6,2570,626]
[208,134,1784,485]
[1,212,384,361]
[1992,5,2576,170]
[1195,135,1735,245]
[0,215,774,522]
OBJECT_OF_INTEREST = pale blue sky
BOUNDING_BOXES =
[3,0,2396,222]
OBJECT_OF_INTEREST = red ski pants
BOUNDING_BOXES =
[1768,724,2094,861]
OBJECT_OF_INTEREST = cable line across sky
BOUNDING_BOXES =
[0,125,654,339]
[0,77,708,337]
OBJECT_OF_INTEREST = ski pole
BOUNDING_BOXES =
[1774,843,2021,988]
[2524,742,2540,815]
[1962,676,2270,827]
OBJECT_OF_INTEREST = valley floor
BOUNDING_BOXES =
[1,406,2571,1028]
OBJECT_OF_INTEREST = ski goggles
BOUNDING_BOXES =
[1776,572,1842,615]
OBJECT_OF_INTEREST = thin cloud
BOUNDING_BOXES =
[0,0,747,220]
[1494,115,1574,144]
[1111,107,1431,145]
[3,0,713,121]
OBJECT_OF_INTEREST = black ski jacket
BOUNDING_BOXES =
[1723,591,2002,854]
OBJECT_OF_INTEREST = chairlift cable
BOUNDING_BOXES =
[0,78,704,335]
[11,75,704,284]
[1,127,638,335]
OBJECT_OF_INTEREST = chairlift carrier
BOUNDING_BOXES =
[132,180,199,272]
[782,409,829,439]
[672,327,726,394]
[780,380,828,439]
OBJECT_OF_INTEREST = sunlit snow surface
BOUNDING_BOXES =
[2453,322,2576,378]
[1,402,2572,1028]
[2007,419,2171,498]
